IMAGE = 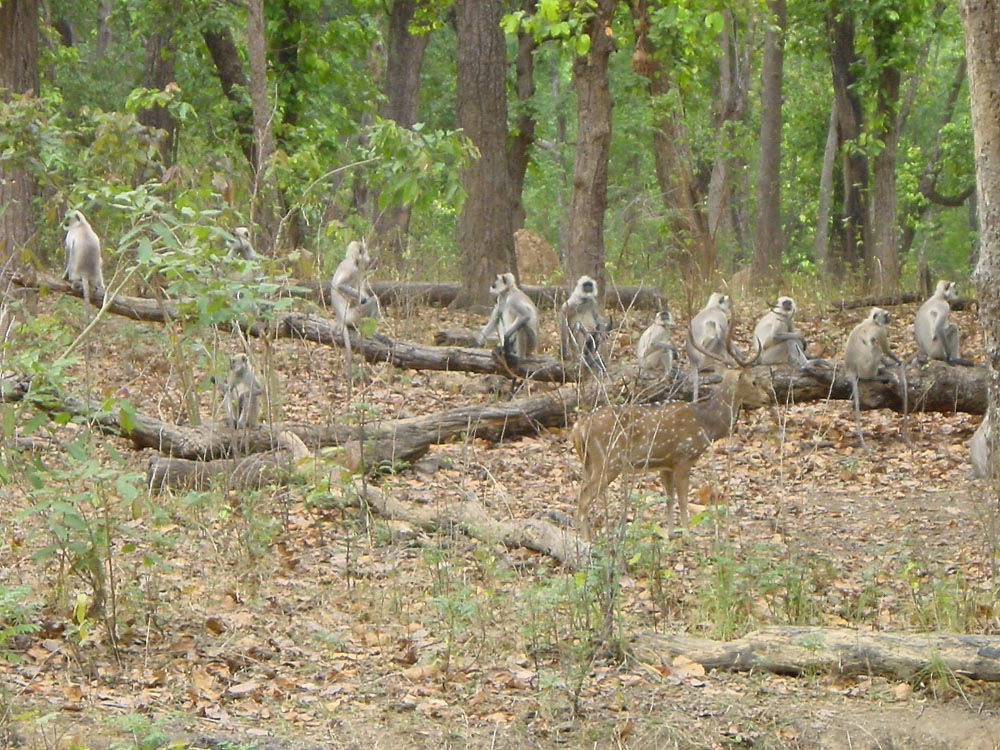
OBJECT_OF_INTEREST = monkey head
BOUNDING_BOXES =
[771,296,796,316]
[654,310,674,327]
[707,292,732,314]
[935,280,958,301]
[490,272,516,296]
[869,307,891,326]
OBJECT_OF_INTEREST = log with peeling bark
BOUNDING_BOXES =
[352,483,589,568]
[630,626,1000,682]
[831,292,976,311]
[290,279,665,311]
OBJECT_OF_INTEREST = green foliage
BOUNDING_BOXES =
[0,587,40,664]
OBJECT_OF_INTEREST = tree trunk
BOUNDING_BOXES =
[961,0,1000,474]
[0,0,39,264]
[814,99,838,275]
[508,0,538,235]
[868,15,903,291]
[565,0,618,290]
[631,0,713,286]
[827,9,868,275]
[706,10,751,267]
[201,24,255,166]
[370,0,431,267]
[138,4,178,166]
[451,0,516,308]
[751,0,786,285]
[246,0,280,252]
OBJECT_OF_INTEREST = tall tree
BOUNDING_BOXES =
[0,0,39,263]
[751,0,786,284]
[508,0,538,233]
[960,0,1000,466]
[565,0,618,290]
[247,0,280,251]
[827,6,869,276]
[138,2,179,166]
[371,0,432,267]
[451,0,515,308]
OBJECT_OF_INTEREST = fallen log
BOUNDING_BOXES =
[352,483,589,568]
[147,431,311,490]
[12,271,989,411]
[831,292,976,312]
[630,626,1000,682]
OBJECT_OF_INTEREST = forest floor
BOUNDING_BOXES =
[2,291,1000,750]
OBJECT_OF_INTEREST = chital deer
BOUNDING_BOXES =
[572,353,770,540]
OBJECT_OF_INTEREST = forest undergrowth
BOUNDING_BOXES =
[2,291,999,750]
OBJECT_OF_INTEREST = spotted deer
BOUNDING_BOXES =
[571,347,770,539]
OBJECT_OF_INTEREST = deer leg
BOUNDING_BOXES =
[673,463,692,533]
[659,470,675,535]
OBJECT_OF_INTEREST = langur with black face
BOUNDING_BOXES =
[560,275,611,374]
[477,272,540,363]
[63,210,104,311]
[752,296,810,366]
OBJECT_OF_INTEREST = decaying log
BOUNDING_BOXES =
[831,292,976,312]
[352,483,589,568]
[147,432,310,490]
[631,626,1000,682]
[291,279,665,311]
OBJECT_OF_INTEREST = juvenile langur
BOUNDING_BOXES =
[752,296,809,366]
[844,307,903,445]
[221,353,262,429]
[227,227,257,260]
[915,280,972,365]
[971,416,993,478]
[63,210,104,307]
[560,275,612,374]
[477,272,540,362]
[686,292,733,400]
[330,239,379,330]
[636,311,677,377]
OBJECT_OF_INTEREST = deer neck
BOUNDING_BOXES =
[690,385,739,441]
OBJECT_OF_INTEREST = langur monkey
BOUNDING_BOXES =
[227,227,257,260]
[63,210,104,307]
[636,310,677,377]
[560,275,611,374]
[915,280,972,365]
[971,416,993,478]
[330,239,379,331]
[221,353,262,429]
[686,292,734,400]
[844,307,903,445]
[752,296,809,366]
[477,272,540,362]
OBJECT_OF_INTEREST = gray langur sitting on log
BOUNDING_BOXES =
[63,210,105,309]
[752,296,810,366]
[915,280,973,365]
[476,272,540,364]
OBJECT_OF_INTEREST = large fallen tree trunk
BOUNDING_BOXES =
[1,358,988,470]
[631,626,1000,682]
[831,292,976,312]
